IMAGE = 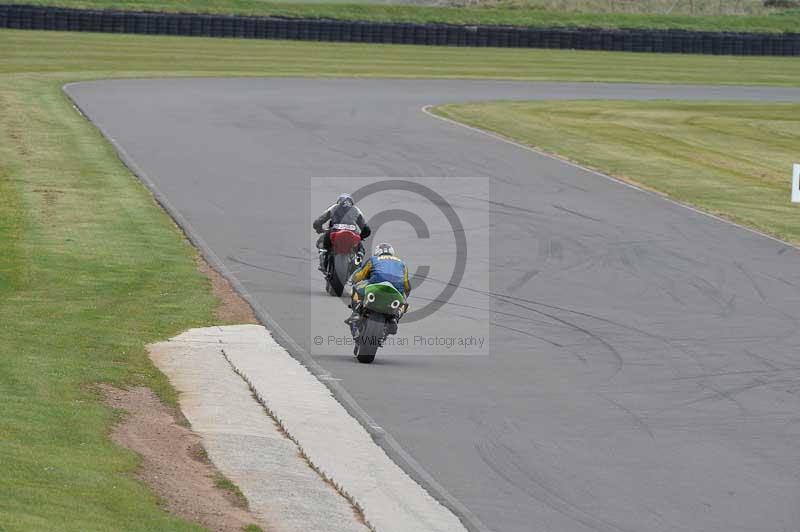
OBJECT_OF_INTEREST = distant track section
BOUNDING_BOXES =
[2,4,799,56]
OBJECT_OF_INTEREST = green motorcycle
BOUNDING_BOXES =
[352,282,406,363]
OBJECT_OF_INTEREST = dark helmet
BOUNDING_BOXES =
[374,243,394,256]
[336,193,354,208]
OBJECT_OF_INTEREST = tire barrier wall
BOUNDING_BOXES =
[2,4,799,56]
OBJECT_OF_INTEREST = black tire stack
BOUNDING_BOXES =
[2,4,799,56]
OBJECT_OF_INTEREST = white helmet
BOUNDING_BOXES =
[374,243,394,256]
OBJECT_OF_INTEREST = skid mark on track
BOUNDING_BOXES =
[492,321,577,354]
[742,349,782,371]
[512,267,541,287]
[658,376,798,415]
[475,442,632,532]
[227,256,296,277]
[495,295,624,374]
[425,270,726,379]
[551,204,604,223]
[734,262,768,302]
[599,395,655,439]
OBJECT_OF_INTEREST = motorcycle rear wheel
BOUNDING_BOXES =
[355,314,385,363]
[327,253,351,297]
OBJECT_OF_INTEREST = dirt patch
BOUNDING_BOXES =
[9,129,31,158]
[33,188,65,205]
[1,95,31,159]
[101,385,269,532]
[198,256,258,325]
[33,188,66,220]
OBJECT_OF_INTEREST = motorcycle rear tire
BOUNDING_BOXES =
[355,314,384,363]
[328,253,351,297]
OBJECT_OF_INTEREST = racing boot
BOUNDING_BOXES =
[318,249,327,273]
[386,317,398,335]
[354,243,366,266]
[344,312,360,337]
[344,299,361,336]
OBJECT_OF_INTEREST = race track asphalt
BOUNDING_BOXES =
[67,79,800,532]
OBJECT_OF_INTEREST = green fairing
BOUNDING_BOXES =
[363,282,405,315]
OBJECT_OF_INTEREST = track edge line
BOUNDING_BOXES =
[421,104,799,252]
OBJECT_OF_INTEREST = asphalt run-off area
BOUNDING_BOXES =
[67,79,800,532]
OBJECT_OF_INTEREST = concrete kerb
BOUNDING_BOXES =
[148,327,370,532]
[219,345,376,531]
[216,325,469,532]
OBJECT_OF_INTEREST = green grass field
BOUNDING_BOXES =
[432,100,800,244]
[21,0,800,33]
[1,28,799,530]
[5,29,800,84]
[1,67,216,532]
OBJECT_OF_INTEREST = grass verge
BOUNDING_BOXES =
[1,27,798,530]
[5,29,800,85]
[214,475,249,508]
[0,69,216,532]
[19,0,800,33]
[432,100,800,244]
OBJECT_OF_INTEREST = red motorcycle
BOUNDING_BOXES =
[325,224,364,297]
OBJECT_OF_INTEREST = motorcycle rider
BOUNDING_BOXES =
[313,193,371,272]
[346,242,411,335]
